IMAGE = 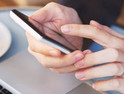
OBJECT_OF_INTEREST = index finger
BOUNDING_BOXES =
[61,24,124,49]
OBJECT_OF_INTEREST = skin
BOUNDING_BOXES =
[61,20,124,93]
[26,2,124,93]
[26,2,85,73]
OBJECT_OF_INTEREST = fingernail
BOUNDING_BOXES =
[75,60,84,68]
[61,26,70,33]
[74,53,84,61]
[49,51,59,56]
[75,72,85,80]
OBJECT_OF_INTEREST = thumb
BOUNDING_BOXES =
[29,7,53,23]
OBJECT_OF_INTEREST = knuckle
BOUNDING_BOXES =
[47,2,60,8]
[46,2,63,14]
[113,79,120,90]
[88,26,99,38]
[47,2,57,6]
[92,26,99,35]
[108,48,119,61]
[111,63,122,75]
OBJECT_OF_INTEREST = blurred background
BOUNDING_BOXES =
[0,0,123,26]
[0,0,56,7]
[0,0,124,22]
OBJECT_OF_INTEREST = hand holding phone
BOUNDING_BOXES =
[10,9,78,54]
[9,5,84,74]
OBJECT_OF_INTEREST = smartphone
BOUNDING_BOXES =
[10,9,78,54]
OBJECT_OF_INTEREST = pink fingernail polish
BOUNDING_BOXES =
[75,60,84,68]
[74,53,84,61]
[76,72,85,80]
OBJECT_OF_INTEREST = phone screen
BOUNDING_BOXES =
[11,9,78,54]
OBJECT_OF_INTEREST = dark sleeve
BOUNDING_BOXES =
[57,0,123,26]
[56,0,123,50]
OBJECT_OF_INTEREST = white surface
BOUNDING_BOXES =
[0,22,11,57]
[0,50,106,94]
[0,50,83,94]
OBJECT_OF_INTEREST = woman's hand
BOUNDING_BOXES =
[61,20,124,93]
[27,2,83,56]
[26,2,85,73]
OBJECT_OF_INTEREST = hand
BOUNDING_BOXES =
[26,2,84,73]
[61,20,124,93]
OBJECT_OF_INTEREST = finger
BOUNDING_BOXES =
[28,48,84,68]
[29,5,52,23]
[26,32,61,56]
[74,48,124,68]
[61,24,124,49]
[50,65,79,74]
[75,62,124,80]
[50,50,92,73]
[90,20,124,39]
[93,77,124,93]
[29,2,62,23]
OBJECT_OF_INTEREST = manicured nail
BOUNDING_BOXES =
[75,60,84,68]
[61,26,70,33]
[74,53,84,61]
[75,72,85,80]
